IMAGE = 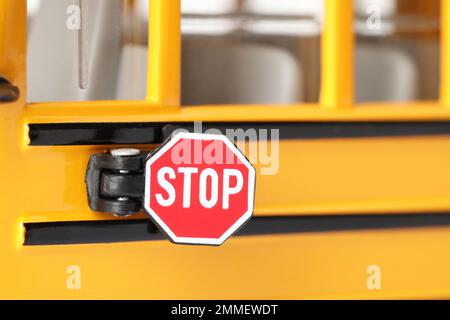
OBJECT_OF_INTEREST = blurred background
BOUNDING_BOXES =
[26,0,440,105]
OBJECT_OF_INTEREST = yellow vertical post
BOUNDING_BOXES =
[320,0,354,109]
[0,0,26,294]
[147,0,180,107]
[441,0,450,107]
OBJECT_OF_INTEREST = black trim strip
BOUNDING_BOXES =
[29,121,450,146]
[29,123,163,146]
[24,214,450,246]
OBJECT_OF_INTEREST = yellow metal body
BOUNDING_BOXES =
[2,0,450,298]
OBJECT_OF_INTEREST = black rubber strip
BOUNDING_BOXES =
[23,214,450,246]
[28,121,450,146]
[29,122,163,146]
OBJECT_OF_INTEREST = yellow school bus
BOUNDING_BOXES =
[1,0,450,299]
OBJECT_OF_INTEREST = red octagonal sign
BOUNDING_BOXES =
[144,132,256,245]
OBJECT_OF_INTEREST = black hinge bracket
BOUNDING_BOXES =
[85,149,148,217]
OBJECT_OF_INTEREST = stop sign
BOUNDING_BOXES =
[143,132,256,245]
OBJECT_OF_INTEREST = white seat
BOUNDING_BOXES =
[182,0,237,15]
[242,0,323,36]
[243,0,324,21]
[356,44,419,102]
[181,39,302,105]
[27,0,123,102]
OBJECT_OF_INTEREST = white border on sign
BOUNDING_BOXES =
[144,132,256,246]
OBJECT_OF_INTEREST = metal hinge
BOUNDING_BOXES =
[85,148,148,217]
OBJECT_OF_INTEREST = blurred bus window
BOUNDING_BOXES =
[181,0,323,105]
[27,0,149,102]
[354,0,440,103]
